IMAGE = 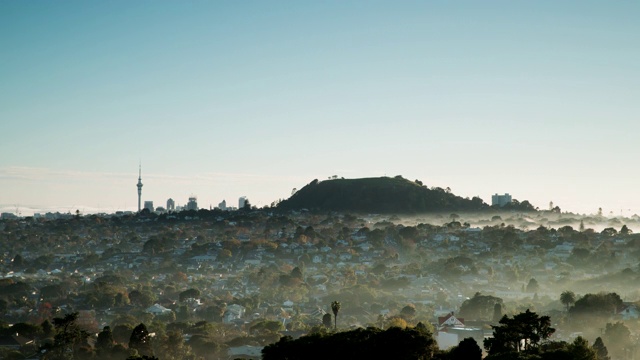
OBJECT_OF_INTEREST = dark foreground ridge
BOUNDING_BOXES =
[277,176,492,214]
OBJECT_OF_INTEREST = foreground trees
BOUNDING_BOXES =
[263,325,437,360]
[483,310,611,360]
[447,337,482,360]
[484,309,555,354]
[129,323,154,358]
[41,313,90,360]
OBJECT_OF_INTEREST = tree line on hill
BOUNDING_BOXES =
[277,176,536,214]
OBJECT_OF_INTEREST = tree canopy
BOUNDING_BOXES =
[262,325,437,360]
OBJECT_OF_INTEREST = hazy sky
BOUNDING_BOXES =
[1,1,638,215]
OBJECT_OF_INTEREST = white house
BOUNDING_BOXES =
[619,304,640,320]
[146,304,172,316]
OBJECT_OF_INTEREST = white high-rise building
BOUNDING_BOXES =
[186,196,198,211]
[167,198,175,211]
[218,200,227,210]
[491,193,512,207]
[239,196,247,209]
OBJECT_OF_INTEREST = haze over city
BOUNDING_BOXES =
[1,1,638,216]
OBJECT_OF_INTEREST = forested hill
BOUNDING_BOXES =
[277,176,489,214]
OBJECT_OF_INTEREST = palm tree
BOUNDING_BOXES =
[560,291,576,311]
[331,301,341,330]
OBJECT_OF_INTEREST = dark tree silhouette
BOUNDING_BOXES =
[526,278,539,293]
[560,291,576,311]
[492,303,503,323]
[41,312,89,360]
[450,337,482,360]
[262,326,437,360]
[459,292,503,321]
[331,301,341,330]
[322,313,333,329]
[96,326,114,355]
[484,310,554,355]
[129,323,153,358]
[593,337,610,360]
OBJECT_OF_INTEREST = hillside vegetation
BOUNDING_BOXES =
[277,176,488,214]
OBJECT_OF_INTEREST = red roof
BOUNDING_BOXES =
[438,313,465,326]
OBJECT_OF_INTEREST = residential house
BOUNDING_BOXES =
[224,304,246,324]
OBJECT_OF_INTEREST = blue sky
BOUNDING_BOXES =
[1,1,638,215]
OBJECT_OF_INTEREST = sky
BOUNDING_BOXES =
[1,1,639,216]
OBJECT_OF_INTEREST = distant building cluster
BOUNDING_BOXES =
[0,212,18,220]
[134,166,244,214]
[492,193,512,207]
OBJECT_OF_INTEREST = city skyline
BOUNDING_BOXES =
[1,1,639,216]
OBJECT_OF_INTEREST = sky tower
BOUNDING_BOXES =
[137,164,143,212]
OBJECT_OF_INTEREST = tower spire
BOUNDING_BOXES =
[137,163,143,213]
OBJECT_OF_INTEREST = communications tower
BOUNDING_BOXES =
[137,164,143,212]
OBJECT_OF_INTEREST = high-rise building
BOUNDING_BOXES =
[167,198,175,211]
[239,196,247,209]
[491,193,512,207]
[137,164,143,212]
[144,201,154,212]
[218,200,227,210]
[186,196,198,211]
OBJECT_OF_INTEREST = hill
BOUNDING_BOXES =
[277,176,489,213]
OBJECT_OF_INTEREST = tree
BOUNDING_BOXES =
[386,317,408,329]
[41,312,89,360]
[603,322,631,359]
[291,266,304,280]
[593,337,610,360]
[112,324,134,344]
[569,293,623,319]
[96,326,114,355]
[484,310,554,355]
[601,227,617,237]
[42,319,55,338]
[11,254,24,269]
[322,313,333,329]
[450,337,482,360]
[187,334,222,359]
[129,323,153,358]
[560,291,576,311]
[331,301,341,330]
[568,336,597,360]
[620,225,632,235]
[459,293,503,321]
[262,326,437,360]
[400,304,416,319]
[155,331,192,360]
[129,289,155,308]
[492,303,503,323]
[178,288,201,302]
